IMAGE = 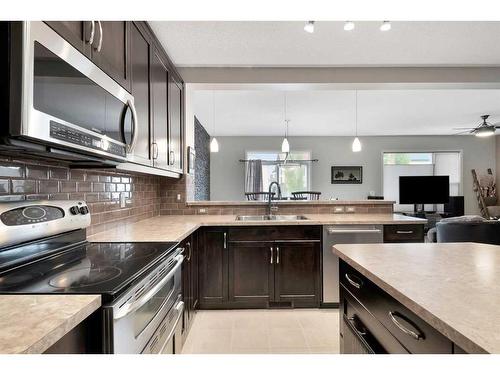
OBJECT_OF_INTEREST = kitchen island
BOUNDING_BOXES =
[333,242,500,354]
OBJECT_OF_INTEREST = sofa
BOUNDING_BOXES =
[434,216,500,245]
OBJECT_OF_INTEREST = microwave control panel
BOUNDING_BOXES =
[50,121,126,157]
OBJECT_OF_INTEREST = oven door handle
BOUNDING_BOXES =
[158,300,184,354]
[114,254,184,320]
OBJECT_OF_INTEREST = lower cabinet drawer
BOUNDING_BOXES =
[384,224,424,243]
[340,261,453,354]
[342,286,409,354]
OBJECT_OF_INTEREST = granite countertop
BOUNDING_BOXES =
[333,242,500,354]
[88,213,425,243]
[0,295,101,354]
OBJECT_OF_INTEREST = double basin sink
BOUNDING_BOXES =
[236,214,309,221]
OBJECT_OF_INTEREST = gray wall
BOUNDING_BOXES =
[209,135,497,214]
[194,117,210,200]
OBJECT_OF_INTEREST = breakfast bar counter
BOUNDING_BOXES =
[88,213,426,243]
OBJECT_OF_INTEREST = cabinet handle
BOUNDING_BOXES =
[186,241,191,261]
[345,273,363,289]
[388,311,424,341]
[170,151,175,166]
[347,316,367,336]
[87,21,95,46]
[96,21,103,52]
[152,142,159,160]
[276,246,280,264]
[223,232,227,249]
[270,246,273,264]
[396,230,414,234]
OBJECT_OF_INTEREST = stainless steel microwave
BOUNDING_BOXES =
[1,22,138,163]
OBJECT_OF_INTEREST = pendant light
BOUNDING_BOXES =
[210,91,219,153]
[352,90,362,152]
[281,92,290,153]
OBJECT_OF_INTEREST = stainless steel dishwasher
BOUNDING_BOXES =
[322,225,383,305]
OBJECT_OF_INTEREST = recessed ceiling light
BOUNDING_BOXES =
[344,21,355,31]
[304,21,315,33]
[380,21,391,31]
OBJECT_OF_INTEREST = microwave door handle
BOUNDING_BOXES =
[126,99,139,154]
[114,254,184,320]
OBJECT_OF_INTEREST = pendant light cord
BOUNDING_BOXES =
[284,92,288,138]
[212,90,216,135]
[355,90,358,137]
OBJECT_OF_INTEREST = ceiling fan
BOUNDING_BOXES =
[453,115,500,137]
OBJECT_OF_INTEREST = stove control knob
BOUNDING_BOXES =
[69,206,80,215]
[79,206,89,215]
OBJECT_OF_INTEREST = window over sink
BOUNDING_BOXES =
[245,151,311,198]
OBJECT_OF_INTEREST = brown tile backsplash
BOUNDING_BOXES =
[0,157,167,236]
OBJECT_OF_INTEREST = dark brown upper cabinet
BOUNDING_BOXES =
[90,21,131,91]
[44,21,185,176]
[128,22,152,166]
[151,48,170,170]
[44,21,92,56]
[45,21,131,91]
[168,74,183,172]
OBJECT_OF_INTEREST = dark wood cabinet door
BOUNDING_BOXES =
[228,241,274,306]
[91,21,131,90]
[274,241,321,307]
[168,75,183,172]
[199,228,228,307]
[151,49,168,169]
[44,21,92,57]
[129,22,152,166]
[150,49,169,169]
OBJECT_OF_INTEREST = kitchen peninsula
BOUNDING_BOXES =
[333,242,500,354]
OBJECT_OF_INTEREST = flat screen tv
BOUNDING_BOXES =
[399,176,450,204]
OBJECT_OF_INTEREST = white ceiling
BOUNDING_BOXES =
[193,89,500,136]
[149,21,500,67]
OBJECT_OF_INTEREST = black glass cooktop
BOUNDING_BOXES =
[0,240,178,302]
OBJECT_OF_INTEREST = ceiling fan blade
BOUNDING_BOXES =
[454,130,473,135]
[452,127,475,130]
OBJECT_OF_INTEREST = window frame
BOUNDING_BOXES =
[381,150,463,212]
[245,150,312,194]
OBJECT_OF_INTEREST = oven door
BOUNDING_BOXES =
[103,250,184,354]
[18,22,140,162]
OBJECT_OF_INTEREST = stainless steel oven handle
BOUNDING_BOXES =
[158,300,184,354]
[114,254,184,320]
[126,99,139,154]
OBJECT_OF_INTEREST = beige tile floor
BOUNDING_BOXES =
[182,309,340,354]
